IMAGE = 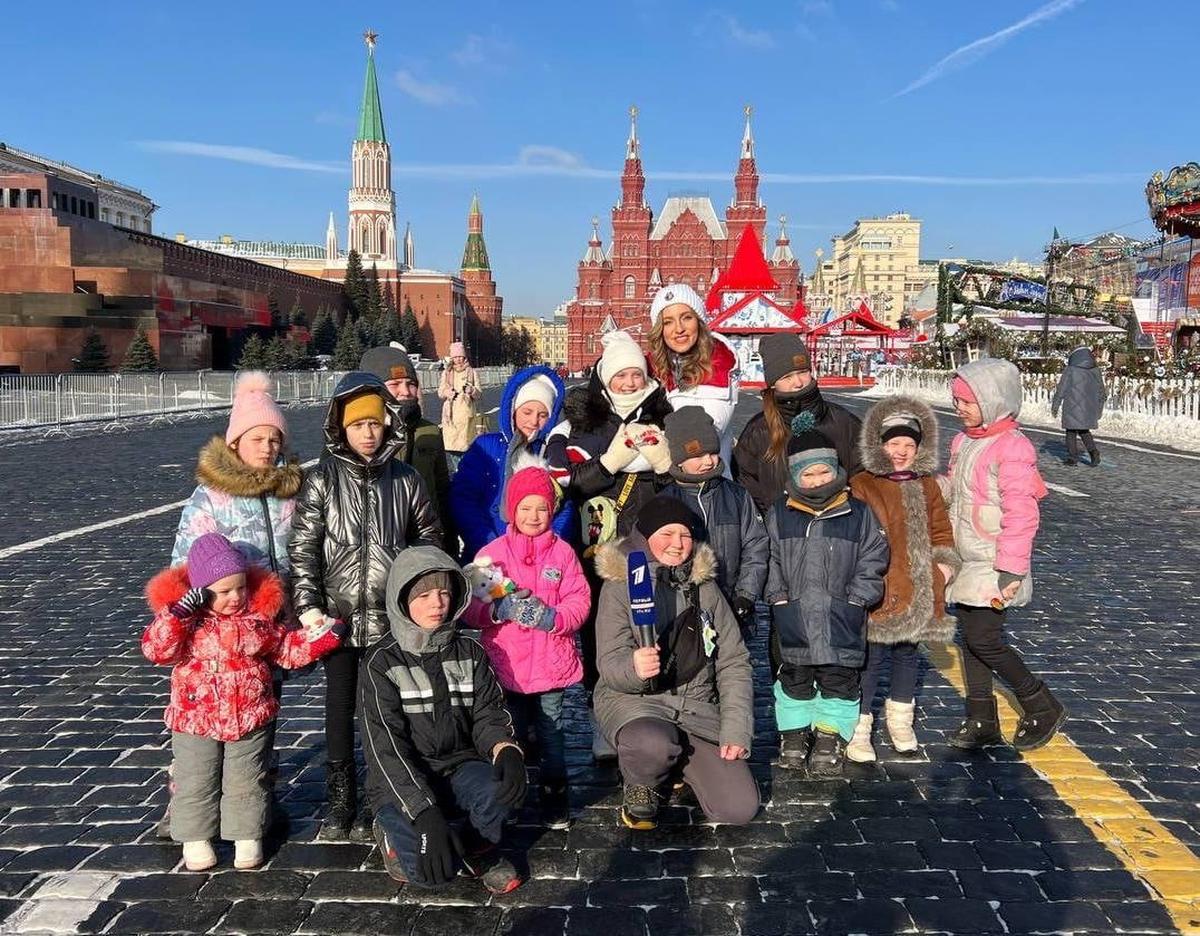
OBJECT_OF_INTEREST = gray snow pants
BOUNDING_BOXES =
[170,725,271,842]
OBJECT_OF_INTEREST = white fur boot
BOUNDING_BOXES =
[885,699,918,753]
[845,714,876,763]
[182,840,217,872]
[234,839,264,870]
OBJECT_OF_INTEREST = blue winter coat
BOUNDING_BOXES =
[451,365,576,561]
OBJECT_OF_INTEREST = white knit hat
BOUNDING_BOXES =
[597,330,647,387]
[649,283,705,325]
[512,373,557,416]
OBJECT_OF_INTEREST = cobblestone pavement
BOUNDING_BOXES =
[0,386,1197,934]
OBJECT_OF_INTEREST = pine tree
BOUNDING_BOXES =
[120,324,159,372]
[262,336,288,371]
[282,339,312,370]
[74,329,110,373]
[398,300,422,356]
[310,307,338,355]
[331,322,364,371]
[373,308,402,346]
[342,249,368,321]
[267,288,283,329]
[238,334,268,370]
[290,292,307,327]
[365,264,384,322]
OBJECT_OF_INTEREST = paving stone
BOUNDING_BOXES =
[958,870,1046,902]
[412,905,503,936]
[302,869,402,901]
[566,907,647,936]
[685,874,760,902]
[576,848,661,879]
[646,904,738,935]
[268,842,369,870]
[298,901,420,935]
[1097,900,1179,932]
[1035,869,1153,900]
[821,842,928,871]
[996,900,1113,934]
[905,898,1004,934]
[973,840,1055,871]
[732,843,823,873]
[855,869,961,898]
[735,902,816,935]
[492,876,588,907]
[3,844,97,872]
[80,844,180,871]
[758,871,857,901]
[497,906,569,936]
[110,873,206,900]
[216,899,314,935]
[107,899,231,934]
[199,870,312,900]
[586,877,686,907]
[807,898,914,935]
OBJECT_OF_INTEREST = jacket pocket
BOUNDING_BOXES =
[829,596,866,655]
[770,601,809,652]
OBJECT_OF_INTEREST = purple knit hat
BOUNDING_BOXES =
[187,533,248,590]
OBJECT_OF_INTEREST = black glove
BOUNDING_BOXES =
[412,807,456,886]
[491,746,527,809]
[732,596,757,631]
[169,587,210,620]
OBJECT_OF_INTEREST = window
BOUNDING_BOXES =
[70,196,78,215]
[101,207,109,222]
[7,189,19,208]
[86,200,94,218]
[144,218,150,232]
[116,211,125,226]
[623,275,636,299]
[862,239,892,251]
[25,190,41,208]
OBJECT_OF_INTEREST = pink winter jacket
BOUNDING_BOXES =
[464,528,590,694]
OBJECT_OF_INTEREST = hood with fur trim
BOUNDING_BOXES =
[145,564,286,620]
[858,395,940,476]
[195,436,304,499]
[955,357,1023,426]
[593,534,718,587]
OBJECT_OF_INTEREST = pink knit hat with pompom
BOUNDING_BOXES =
[502,452,560,524]
[226,371,287,444]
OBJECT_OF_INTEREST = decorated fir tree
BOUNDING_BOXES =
[74,329,110,373]
[120,324,159,372]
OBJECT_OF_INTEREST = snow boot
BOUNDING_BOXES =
[540,781,570,830]
[317,759,356,841]
[806,729,847,777]
[234,839,263,870]
[884,699,919,753]
[949,697,1004,750]
[1013,682,1068,751]
[845,714,876,763]
[349,805,374,844]
[182,840,217,872]
[774,728,814,770]
[1087,448,1101,467]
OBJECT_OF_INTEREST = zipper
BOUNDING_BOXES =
[259,494,278,573]
[357,467,371,625]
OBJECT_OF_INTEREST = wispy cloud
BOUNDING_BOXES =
[394,68,469,106]
[893,0,1085,98]
[880,0,900,11]
[451,32,515,68]
[801,0,834,15]
[138,140,1137,187]
[136,141,343,173]
[696,11,776,49]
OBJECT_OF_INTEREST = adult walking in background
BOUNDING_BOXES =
[645,284,739,470]
[1051,346,1106,466]
[438,341,481,471]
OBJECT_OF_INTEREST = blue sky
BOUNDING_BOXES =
[6,0,1191,315]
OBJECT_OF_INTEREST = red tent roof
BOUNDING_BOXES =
[706,224,778,312]
[807,302,899,337]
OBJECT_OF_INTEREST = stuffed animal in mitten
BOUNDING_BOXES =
[464,556,519,604]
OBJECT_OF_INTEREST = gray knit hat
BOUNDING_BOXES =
[759,333,811,387]
[879,411,923,445]
[361,344,418,384]
[664,406,720,465]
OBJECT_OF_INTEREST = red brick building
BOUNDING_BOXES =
[566,107,801,372]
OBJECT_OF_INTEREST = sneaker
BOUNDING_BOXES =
[774,728,814,770]
[233,839,263,870]
[620,784,660,830]
[846,714,876,763]
[372,817,408,884]
[182,840,217,872]
[462,850,522,894]
[806,729,847,777]
[540,783,570,830]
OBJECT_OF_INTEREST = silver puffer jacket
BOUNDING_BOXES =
[289,372,442,647]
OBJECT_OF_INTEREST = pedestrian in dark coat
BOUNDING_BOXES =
[734,333,862,514]
[765,414,889,777]
[1050,347,1106,466]
[289,371,442,842]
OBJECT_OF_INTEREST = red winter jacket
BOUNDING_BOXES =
[142,565,336,741]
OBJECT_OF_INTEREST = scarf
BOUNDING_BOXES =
[668,458,725,484]
[605,378,659,420]
[773,380,825,422]
[396,398,422,427]
[785,467,848,508]
[884,470,920,482]
[965,416,1019,440]
[787,487,849,515]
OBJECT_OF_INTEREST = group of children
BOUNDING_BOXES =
[142,343,1066,891]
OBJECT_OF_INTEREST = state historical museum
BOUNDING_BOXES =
[566,107,802,372]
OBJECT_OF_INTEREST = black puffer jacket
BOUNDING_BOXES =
[544,372,674,539]
[290,372,442,647]
[733,387,863,515]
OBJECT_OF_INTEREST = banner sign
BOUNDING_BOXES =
[998,278,1048,304]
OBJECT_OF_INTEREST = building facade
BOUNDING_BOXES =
[828,213,921,326]
[565,107,802,372]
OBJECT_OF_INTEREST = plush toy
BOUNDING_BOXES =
[464,556,518,604]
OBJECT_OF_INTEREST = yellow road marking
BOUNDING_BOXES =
[928,643,1200,934]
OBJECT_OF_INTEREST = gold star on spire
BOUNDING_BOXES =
[363,29,378,52]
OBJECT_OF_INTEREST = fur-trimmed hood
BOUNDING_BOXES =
[195,436,303,499]
[145,564,286,620]
[858,395,940,476]
[564,371,673,434]
[593,534,718,587]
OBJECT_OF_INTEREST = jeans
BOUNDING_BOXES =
[958,605,1040,700]
[372,760,512,887]
[505,690,566,785]
[860,641,920,711]
[323,645,363,762]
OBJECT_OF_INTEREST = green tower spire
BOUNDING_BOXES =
[357,30,386,143]
[461,194,490,271]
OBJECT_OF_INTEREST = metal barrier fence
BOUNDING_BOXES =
[0,366,515,431]
[874,367,1200,421]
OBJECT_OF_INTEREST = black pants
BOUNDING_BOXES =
[777,663,860,701]
[860,641,920,711]
[958,605,1039,700]
[579,561,603,693]
[323,645,364,762]
[1065,429,1098,461]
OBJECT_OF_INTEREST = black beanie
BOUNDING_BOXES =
[879,412,923,445]
[664,406,720,465]
[361,345,418,384]
[634,494,700,540]
[758,333,811,387]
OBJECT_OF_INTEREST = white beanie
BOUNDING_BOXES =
[649,283,705,325]
[512,373,557,416]
[598,330,647,387]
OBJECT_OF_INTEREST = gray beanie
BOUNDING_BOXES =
[664,406,720,465]
[759,333,811,387]
[360,345,418,384]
